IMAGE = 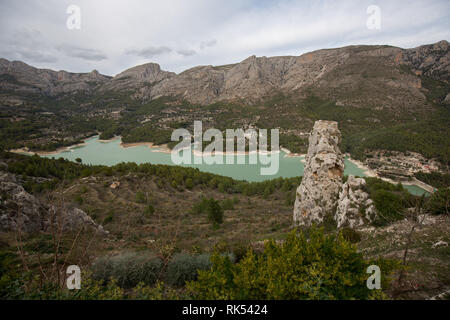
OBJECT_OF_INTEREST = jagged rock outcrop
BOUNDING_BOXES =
[402,40,449,81]
[100,62,175,92]
[2,41,447,106]
[0,171,107,234]
[335,176,377,228]
[0,58,110,96]
[0,171,46,232]
[293,120,344,226]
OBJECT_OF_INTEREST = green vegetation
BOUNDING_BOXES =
[206,198,224,228]
[363,178,413,226]
[414,172,450,189]
[341,227,362,243]
[135,191,147,203]
[2,150,301,197]
[187,228,397,299]
[165,253,212,287]
[91,252,163,289]
[2,71,449,166]
[428,188,449,215]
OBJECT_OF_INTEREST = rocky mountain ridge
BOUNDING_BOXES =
[0,40,448,107]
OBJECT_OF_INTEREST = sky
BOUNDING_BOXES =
[0,0,449,76]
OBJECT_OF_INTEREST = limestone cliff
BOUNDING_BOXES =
[293,120,344,226]
[1,40,447,106]
[335,176,377,228]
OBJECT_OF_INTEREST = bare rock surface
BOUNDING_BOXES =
[1,41,447,107]
[335,176,377,228]
[0,171,107,234]
[0,58,110,95]
[293,120,344,226]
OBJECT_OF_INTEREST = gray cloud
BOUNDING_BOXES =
[0,29,57,63]
[177,49,197,56]
[0,0,448,75]
[19,50,58,63]
[200,39,217,49]
[57,45,107,61]
[126,46,172,58]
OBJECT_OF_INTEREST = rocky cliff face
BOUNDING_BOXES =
[335,176,377,228]
[100,62,175,92]
[293,120,344,226]
[402,40,449,80]
[0,40,447,105]
[0,58,110,96]
[136,41,450,107]
[0,171,107,234]
[293,121,378,228]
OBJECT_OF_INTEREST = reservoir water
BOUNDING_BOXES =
[38,136,365,181]
[35,136,429,195]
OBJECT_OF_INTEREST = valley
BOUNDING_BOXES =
[0,40,449,301]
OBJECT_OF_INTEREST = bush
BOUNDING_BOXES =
[206,198,224,227]
[165,253,212,287]
[74,194,84,205]
[135,191,147,204]
[103,210,114,224]
[191,198,224,227]
[185,178,194,189]
[340,227,361,243]
[372,190,404,226]
[144,204,155,216]
[221,198,235,210]
[188,228,397,299]
[191,197,208,214]
[91,252,163,288]
[428,188,449,215]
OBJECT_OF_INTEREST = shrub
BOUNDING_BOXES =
[191,198,224,227]
[340,227,361,243]
[131,281,186,300]
[372,190,404,226]
[91,252,163,288]
[74,194,84,205]
[187,228,397,299]
[165,253,212,287]
[191,197,208,214]
[185,178,194,189]
[428,188,449,215]
[144,204,155,216]
[103,210,114,224]
[230,243,251,263]
[206,198,224,227]
[221,198,235,210]
[135,191,147,203]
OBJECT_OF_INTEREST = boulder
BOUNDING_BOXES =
[0,171,107,234]
[335,176,377,228]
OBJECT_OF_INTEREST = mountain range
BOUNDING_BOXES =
[0,40,449,167]
[1,40,449,107]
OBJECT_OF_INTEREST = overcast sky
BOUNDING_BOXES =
[0,0,449,76]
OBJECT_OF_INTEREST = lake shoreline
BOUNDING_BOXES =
[9,135,433,195]
[10,141,89,156]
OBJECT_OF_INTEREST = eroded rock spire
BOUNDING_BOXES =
[293,120,344,226]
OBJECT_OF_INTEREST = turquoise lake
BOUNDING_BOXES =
[35,136,429,195]
[38,136,366,181]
